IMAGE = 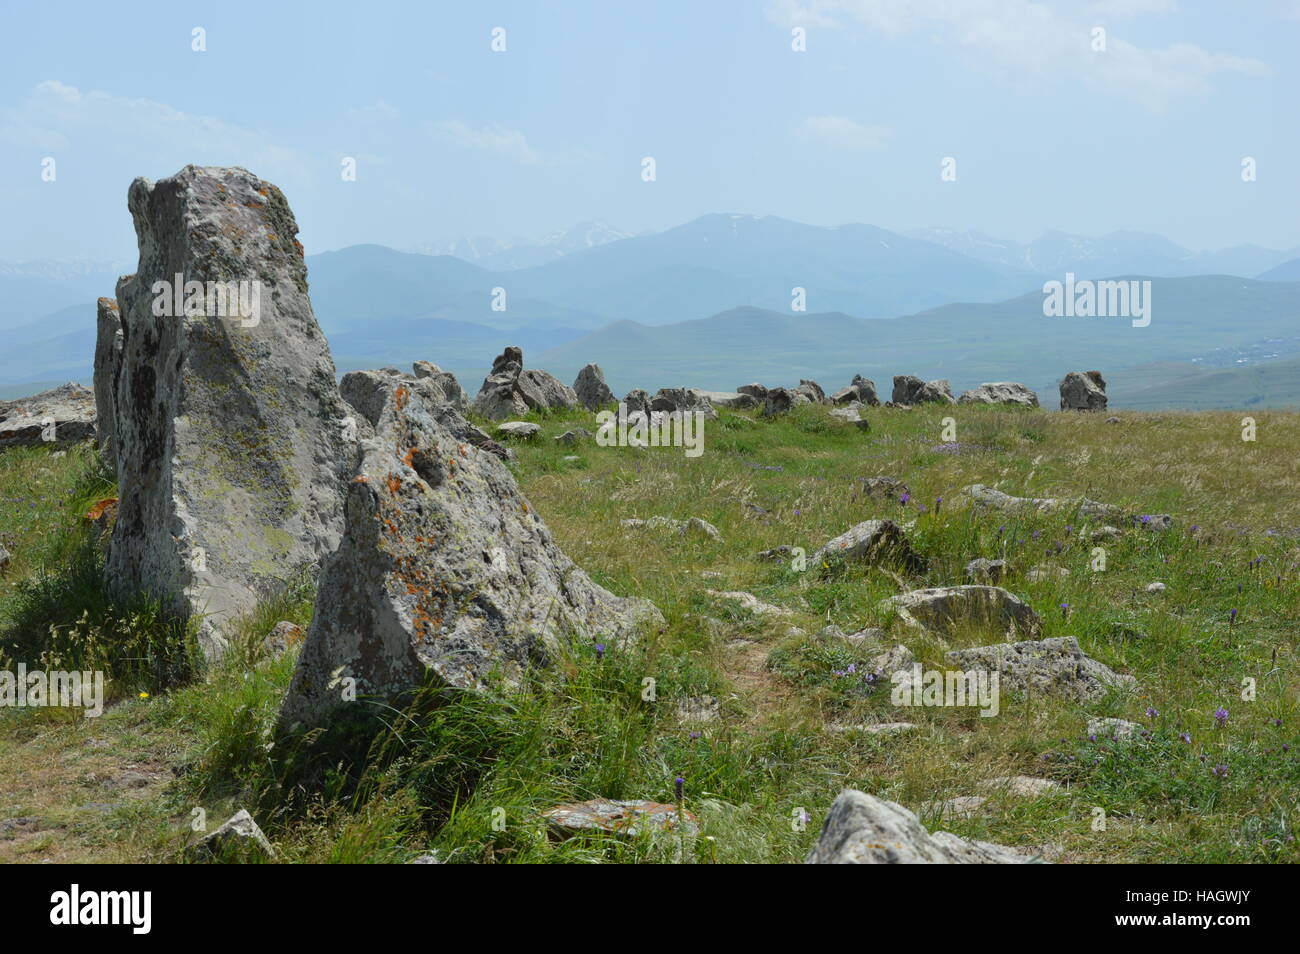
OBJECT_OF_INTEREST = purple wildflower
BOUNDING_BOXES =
[1214,707,1229,726]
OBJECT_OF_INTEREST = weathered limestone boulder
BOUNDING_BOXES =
[623,389,650,414]
[472,347,576,419]
[0,382,97,450]
[105,166,356,661]
[892,375,956,406]
[519,368,577,411]
[342,367,467,424]
[278,379,662,728]
[762,387,796,416]
[1059,370,1107,411]
[736,383,768,401]
[945,636,1136,701]
[965,557,1010,583]
[829,406,870,430]
[497,421,539,440]
[411,360,469,411]
[650,388,718,420]
[573,363,614,410]
[811,519,924,569]
[831,375,880,406]
[688,388,757,409]
[806,790,1039,864]
[958,382,1039,407]
[794,379,826,405]
[93,297,123,457]
[882,585,1041,641]
[859,476,909,499]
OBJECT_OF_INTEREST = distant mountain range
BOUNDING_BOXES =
[2,215,1298,408]
[532,277,1300,405]
[908,228,1300,280]
[409,221,633,270]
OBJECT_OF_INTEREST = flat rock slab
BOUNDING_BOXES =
[0,382,97,450]
[806,790,1041,864]
[497,421,541,440]
[103,165,357,660]
[983,775,1062,798]
[543,799,698,838]
[279,379,662,728]
[882,585,1041,641]
[827,721,918,736]
[705,590,791,617]
[946,636,1136,701]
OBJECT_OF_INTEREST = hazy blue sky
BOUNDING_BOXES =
[3,0,1297,262]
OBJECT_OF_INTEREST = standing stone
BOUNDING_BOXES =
[105,165,356,661]
[472,347,576,418]
[892,375,956,405]
[93,297,123,459]
[831,375,879,406]
[1059,370,1107,411]
[278,379,663,729]
[573,363,615,410]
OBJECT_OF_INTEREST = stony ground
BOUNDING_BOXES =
[2,401,1298,863]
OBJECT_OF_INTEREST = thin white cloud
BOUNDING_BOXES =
[347,99,399,121]
[800,115,891,149]
[0,80,305,171]
[431,120,540,163]
[766,0,1268,111]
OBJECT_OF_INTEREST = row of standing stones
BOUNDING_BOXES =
[2,165,1126,861]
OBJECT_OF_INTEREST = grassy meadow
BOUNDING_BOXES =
[1,401,1298,863]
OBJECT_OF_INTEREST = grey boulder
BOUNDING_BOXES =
[0,382,97,450]
[811,519,924,569]
[1059,370,1107,411]
[958,382,1039,407]
[831,375,880,406]
[945,636,1136,701]
[573,363,614,410]
[806,790,1039,864]
[882,585,1041,641]
[892,375,956,406]
[278,378,662,728]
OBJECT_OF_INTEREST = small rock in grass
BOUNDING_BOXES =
[1087,717,1142,741]
[186,809,275,861]
[1145,581,1167,594]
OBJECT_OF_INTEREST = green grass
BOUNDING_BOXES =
[3,401,1300,863]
